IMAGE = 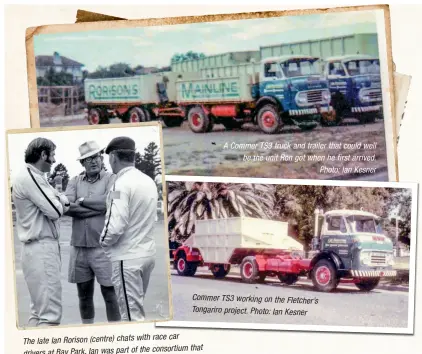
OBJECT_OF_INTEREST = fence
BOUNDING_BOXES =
[38,85,85,117]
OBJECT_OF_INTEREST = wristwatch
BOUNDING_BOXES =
[77,197,85,205]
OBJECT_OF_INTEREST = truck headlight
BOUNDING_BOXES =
[322,90,331,103]
[360,252,371,265]
[386,253,395,266]
[359,89,371,103]
[297,95,307,104]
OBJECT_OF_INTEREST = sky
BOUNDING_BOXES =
[7,125,161,183]
[33,10,378,72]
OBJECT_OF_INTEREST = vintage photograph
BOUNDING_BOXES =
[26,6,396,181]
[158,177,416,334]
[6,123,172,329]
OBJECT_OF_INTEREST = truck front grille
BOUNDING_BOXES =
[370,253,387,266]
[306,90,323,104]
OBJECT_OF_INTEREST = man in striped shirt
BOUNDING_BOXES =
[12,138,70,327]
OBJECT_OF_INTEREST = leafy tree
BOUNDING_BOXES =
[48,163,70,191]
[387,188,412,245]
[170,51,206,64]
[135,142,162,181]
[37,67,74,86]
[167,182,276,242]
[87,62,135,79]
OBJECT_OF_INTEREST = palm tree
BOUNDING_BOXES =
[167,182,276,243]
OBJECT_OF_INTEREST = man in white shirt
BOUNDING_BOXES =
[12,137,70,326]
[100,136,158,322]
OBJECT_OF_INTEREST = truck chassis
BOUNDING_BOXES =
[173,245,396,292]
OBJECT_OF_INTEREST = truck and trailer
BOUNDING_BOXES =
[84,55,333,134]
[172,209,396,292]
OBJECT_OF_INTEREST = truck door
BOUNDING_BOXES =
[259,61,286,103]
[326,61,349,100]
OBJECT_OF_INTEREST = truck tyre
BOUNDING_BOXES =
[127,107,147,123]
[162,117,183,127]
[355,278,380,292]
[257,104,283,134]
[188,106,211,133]
[88,108,105,125]
[240,256,259,284]
[311,259,339,292]
[278,273,299,285]
[176,255,197,276]
[211,264,231,279]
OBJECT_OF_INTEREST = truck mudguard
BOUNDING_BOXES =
[310,250,344,271]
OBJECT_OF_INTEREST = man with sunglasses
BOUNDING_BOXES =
[64,141,121,324]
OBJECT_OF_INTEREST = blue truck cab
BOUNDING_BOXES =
[321,54,383,126]
[310,209,396,292]
[252,55,333,133]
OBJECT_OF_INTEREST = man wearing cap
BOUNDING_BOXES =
[12,137,70,326]
[65,141,121,324]
[100,136,158,322]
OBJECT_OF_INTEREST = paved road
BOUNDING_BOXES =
[13,217,171,328]
[170,267,409,328]
[40,116,388,181]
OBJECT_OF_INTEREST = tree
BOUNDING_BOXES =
[135,142,162,181]
[87,62,135,79]
[387,188,412,245]
[170,51,206,64]
[167,182,276,242]
[37,67,75,86]
[48,163,70,191]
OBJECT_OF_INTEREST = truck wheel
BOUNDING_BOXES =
[128,107,147,123]
[211,264,231,279]
[88,108,103,125]
[257,104,283,134]
[176,255,197,276]
[355,278,380,292]
[278,273,299,285]
[162,117,183,127]
[240,256,259,284]
[311,259,339,292]
[188,107,211,133]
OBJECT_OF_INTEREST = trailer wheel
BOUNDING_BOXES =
[162,117,183,127]
[355,278,380,292]
[311,259,339,292]
[127,107,147,123]
[240,256,259,284]
[188,107,211,133]
[176,255,197,276]
[88,108,103,125]
[278,273,299,285]
[211,264,231,279]
[257,104,283,134]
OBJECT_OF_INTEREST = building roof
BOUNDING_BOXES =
[323,209,380,218]
[35,55,84,67]
[324,54,378,62]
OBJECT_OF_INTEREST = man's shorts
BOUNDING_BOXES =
[68,246,113,287]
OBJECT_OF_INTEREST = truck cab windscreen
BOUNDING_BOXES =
[280,59,320,78]
[346,215,383,234]
[344,59,380,76]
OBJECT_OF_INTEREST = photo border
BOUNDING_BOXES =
[156,174,418,335]
[5,121,174,330]
[24,4,398,181]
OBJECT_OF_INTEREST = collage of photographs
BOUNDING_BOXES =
[2,3,420,354]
